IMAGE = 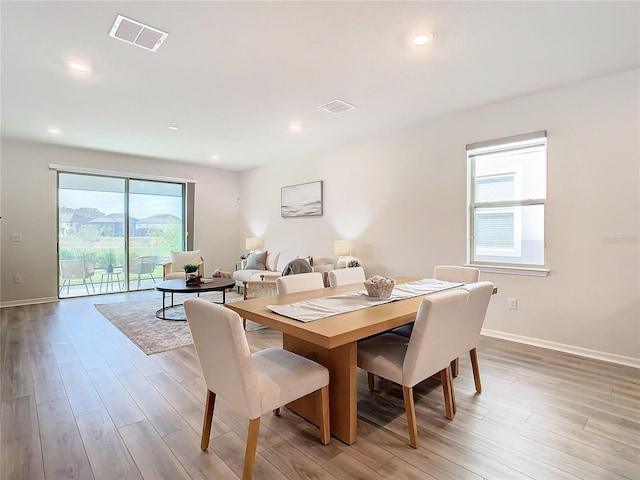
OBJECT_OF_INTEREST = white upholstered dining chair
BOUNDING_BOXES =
[433,265,480,284]
[357,289,469,448]
[327,266,366,287]
[453,281,494,393]
[276,271,324,294]
[391,265,480,338]
[184,298,330,480]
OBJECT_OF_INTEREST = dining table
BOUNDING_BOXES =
[225,277,495,445]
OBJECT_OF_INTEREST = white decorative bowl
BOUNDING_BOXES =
[364,278,395,299]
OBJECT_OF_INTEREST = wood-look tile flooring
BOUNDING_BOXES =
[2,291,639,479]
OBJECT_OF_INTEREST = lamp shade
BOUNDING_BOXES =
[245,237,260,250]
[334,240,351,257]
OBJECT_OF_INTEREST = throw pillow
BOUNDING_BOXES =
[245,251,267,270]
[266,251,280,271]
[276,252,299,272]
[170,250,202,272]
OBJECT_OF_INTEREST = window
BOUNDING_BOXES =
[467,131,547,271]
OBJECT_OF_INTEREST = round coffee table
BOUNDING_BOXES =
[155,278,236,321]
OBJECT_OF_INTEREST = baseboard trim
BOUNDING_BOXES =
[481,328,640,369]
[1,297,59,308]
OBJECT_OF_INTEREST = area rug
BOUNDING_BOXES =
[95,291,267,355]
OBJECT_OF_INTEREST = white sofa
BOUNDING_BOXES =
[232,251,336,289]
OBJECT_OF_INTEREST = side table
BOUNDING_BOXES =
[100,270,122,292]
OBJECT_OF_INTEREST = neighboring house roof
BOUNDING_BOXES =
[59,213,90,224]
[136,214,181,225]
[89,213,138,224]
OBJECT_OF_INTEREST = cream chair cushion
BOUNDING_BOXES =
[328,266,366,287]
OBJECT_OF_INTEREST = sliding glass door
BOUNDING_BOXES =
[58,172,185,297]
[128,179,184,291]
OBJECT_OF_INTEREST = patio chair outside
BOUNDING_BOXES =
[130,255,158,289]
[59,259,96,295]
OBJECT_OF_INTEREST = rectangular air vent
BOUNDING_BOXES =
[109,15,168,52]
[318,99,356,114]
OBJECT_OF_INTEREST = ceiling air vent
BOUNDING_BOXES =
[108,15,168,52]
[318,99,356,114]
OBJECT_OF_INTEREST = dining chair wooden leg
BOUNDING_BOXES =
[470,348,482,393]
[440,367,455,420]
[384,379,392,393]
[201,390,216,450]
[402,385,418,449]
[450,357,460,377]
[450,366,457,415]
[316,385,330,445]
[243,417,261,480]
[367,372,375,390]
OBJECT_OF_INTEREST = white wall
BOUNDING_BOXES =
[239,69,640,362]
[0,140,241,304]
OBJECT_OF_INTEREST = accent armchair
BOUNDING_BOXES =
[162,250,204,280]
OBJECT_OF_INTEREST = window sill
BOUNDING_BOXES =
[466,264,549,277]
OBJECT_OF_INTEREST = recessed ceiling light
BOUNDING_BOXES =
[289,123,303,132]
[210,154,219,160]
[168,125,179,130]
[48,128,62,135]
[67,61,91,73]
[412,33,433,46]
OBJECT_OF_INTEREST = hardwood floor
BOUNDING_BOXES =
[1,292,639,479]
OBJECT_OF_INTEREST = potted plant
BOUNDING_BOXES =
[184,263,201,285]
[103,249,116,273]
[347,259,361,268]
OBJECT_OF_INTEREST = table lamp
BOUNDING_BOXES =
[334,240,351,268]
[245,237,260,254]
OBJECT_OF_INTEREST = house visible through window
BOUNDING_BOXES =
[467,131,547,269]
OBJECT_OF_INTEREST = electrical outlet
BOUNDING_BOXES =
[14,275,22,284]
[10,233,22,242]
[508,297,517,310]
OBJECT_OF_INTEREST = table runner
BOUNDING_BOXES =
[266,278,463,322]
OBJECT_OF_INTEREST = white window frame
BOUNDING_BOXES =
[467,131,549,276]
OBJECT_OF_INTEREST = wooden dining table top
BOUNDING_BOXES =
[226,277,490,349]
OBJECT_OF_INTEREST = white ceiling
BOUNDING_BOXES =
[2,1,638,172]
